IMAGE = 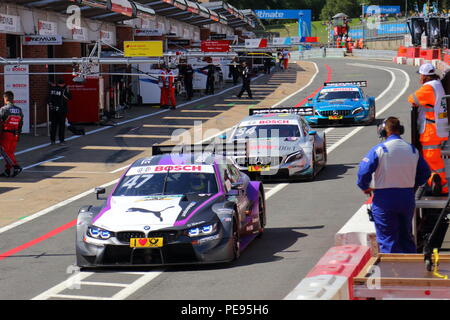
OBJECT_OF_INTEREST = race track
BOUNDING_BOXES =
[0,58,422,300]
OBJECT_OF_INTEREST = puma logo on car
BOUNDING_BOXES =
[126,206,175,222]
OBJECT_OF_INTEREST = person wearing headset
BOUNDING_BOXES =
[357,117,431,253]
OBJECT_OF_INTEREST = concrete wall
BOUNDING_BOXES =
[365,38,404,51]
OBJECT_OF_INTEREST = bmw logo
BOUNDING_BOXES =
[144,226,151,231]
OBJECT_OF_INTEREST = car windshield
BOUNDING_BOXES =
[317,90,361,100]
[232,125,301,140]
[113,172,219,197]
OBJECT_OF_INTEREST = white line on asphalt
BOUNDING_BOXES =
[16,61,406,301]
[271,62,319,108]
[8,73,267,160]
[0,179,119,235]
[23,156,65,170]
[283,63,411,300]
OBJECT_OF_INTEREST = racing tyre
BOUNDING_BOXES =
[307,152,316,182]
[257,191,266,238]
[366,106,376,125]
[232,216,240,261]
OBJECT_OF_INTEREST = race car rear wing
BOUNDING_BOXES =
[324,81,367,87]
[249,107,314,116]
[152,142,248,157]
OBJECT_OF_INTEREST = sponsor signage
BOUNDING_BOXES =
[364,5,401,14]
[210,33,227,40]
[0,14,19,33]
[100,30,115,45]
[23,35,63,45]
[38,20,57,36]
[168,39,191,46]
[255,9,308,20]
[272,37,291,45]
[124,40,163,57]
[134,29,162,36]
[108,0,135,17]
[200,40,230,52]
[127,165,214,176]
[4,65,30,134]
[72,27,88,42]
[245,38,268,48]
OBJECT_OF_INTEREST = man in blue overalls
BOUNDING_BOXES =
[357,117,431,253]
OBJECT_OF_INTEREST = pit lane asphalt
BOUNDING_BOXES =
[0,58,421,300]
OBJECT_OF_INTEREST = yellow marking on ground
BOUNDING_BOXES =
[179,110,221,113]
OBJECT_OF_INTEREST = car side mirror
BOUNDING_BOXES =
[307,98,313,102]
[308,130,317,135]
[95,187,106,200]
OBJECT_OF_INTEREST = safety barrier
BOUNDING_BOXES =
[325,48,346,58]
[351,49,397,60]
[335,203,378,256]
[285,245,371,300]
[285,274,349,300]
[300,49,325,60]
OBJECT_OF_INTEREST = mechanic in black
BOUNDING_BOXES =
[237,61,253,99]
[264,55,272,74]
[48,78,72,145]
[179,61,194,101]
[203,59,215,95]
[229,56,240,85]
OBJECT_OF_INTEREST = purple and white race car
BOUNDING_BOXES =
[76,144,266,267]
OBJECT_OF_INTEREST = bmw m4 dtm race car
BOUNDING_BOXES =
[76,143,266,268]
[228,107,327,181]
[300,81,376,126]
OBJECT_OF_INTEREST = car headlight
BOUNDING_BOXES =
[352,107,364,115]
[284,150,305,163]
[87,226,112,240]
[187,223,218,237]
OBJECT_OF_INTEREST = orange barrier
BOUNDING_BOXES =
[397,46,407,57]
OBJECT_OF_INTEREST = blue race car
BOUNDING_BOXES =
[299,81,376,126]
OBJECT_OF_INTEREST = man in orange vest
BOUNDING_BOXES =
[408,63,449,195]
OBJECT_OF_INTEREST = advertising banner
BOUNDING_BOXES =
[124,41,163,57]
[65,75,100,124]
[244,38,268,48]
[364,5,401,14]
[72,27,88,42]
[4,65,30,134]
[23,35,63,46]
[0,14,20,33]
[201,40,230,52]
[134,29,162,36]
[38,20,57,36]
[255,10,311,37]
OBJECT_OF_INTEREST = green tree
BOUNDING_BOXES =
[320,0,363,21]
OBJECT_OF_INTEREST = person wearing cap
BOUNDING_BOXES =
[408,63,449,195]
[357,117,431,253]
